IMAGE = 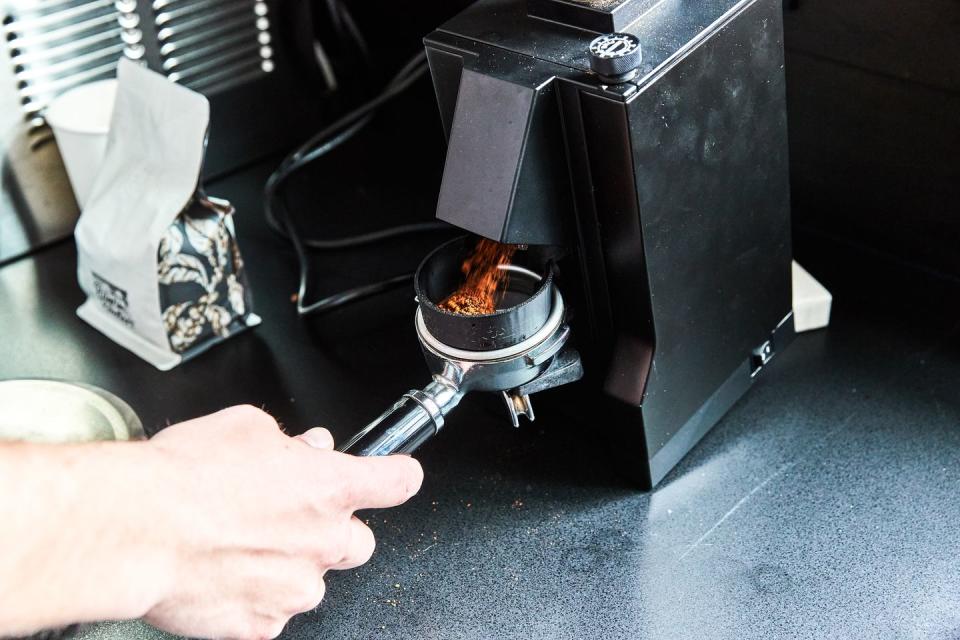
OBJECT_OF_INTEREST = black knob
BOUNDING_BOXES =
[588,33,642,83]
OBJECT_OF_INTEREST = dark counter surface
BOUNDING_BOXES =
[3,154,960,640]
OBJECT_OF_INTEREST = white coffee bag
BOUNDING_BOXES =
[75,59,260,371]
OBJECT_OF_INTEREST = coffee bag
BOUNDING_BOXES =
[75,59,260,370]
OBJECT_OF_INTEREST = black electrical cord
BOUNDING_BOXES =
[265,51,440,247]
[270,50,427,177]
[325,0,347,42]
[333,0,371,66]
[265,50,451,317]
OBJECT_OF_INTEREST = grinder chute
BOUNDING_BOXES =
[340,237,583,457]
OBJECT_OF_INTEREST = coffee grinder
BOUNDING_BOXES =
[342,0,794,488]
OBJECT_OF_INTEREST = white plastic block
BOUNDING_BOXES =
[792,261,833,333]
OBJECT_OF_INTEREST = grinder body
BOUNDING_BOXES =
[424,0,794,488]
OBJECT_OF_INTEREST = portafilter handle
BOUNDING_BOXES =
[338,377,462,456]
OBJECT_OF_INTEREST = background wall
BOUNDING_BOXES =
[0,54,28,258]
[0,43,78,266]
[783,0,960,280]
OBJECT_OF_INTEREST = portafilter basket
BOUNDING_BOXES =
[340,237,578,457]
[415,236,555,352]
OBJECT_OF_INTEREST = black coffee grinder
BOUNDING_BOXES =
[343,0,794,488]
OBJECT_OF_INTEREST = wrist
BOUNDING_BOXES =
[108,442,181,619]
[74,441,181,622]
[50,442,181,623]
[0,442,179,633]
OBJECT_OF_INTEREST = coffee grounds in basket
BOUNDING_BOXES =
[440,292,493,315]
[439,239,517,316]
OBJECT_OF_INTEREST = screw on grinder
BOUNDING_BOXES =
[588,33,643,83]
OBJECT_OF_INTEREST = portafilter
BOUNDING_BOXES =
[339,237,582,457]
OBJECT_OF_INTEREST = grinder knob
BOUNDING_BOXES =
[588,32,642,84]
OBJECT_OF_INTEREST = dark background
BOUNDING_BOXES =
[331,0,960,284]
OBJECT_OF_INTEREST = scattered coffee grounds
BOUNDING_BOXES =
[440,239,517,315]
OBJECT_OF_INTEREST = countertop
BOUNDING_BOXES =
[3,150,960,639]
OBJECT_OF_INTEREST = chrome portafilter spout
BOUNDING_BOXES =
[339,237,583,457]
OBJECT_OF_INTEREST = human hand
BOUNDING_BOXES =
[142,405,423,639]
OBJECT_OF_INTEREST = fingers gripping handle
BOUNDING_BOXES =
[339,380,462,456]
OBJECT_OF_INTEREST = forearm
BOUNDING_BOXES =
[0,441,174,636]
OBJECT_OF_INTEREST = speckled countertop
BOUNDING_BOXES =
[3,160,959,639]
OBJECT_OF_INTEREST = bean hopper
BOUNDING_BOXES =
[343,0,794,488]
